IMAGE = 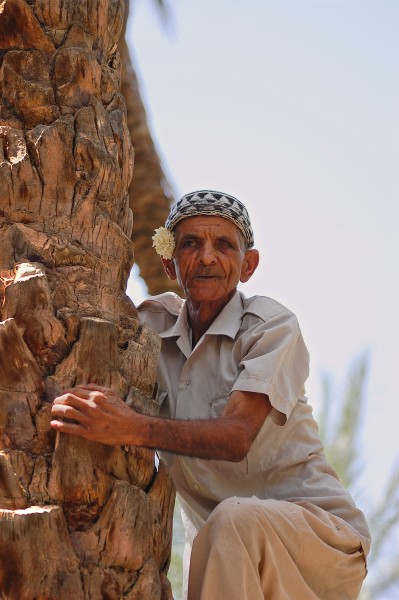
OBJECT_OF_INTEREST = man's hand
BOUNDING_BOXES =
[51,384,141,446]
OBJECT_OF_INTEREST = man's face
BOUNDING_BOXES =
[163,215,258,306]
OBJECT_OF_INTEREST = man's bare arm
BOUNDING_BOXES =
[51,385,272,462]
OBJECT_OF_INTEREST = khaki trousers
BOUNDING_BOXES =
[186,497,367,600]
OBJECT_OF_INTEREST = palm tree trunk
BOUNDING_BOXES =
[118,0,181,295]
[0,1,174,598]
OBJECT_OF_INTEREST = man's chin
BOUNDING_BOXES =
[189,279,220,291]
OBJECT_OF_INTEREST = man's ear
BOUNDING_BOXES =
[161,258,177,281]
[240,249,259,283]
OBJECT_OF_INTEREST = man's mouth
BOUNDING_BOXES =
[192,268,221,279]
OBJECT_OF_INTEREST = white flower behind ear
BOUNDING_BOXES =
[152,227,175,259]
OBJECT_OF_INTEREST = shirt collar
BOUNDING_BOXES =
[159,289,244,353]
[203,290,244,339]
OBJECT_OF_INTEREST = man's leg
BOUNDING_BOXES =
[187,497,366,600]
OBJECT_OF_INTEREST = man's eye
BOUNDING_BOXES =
[182,239,197,247]
[217,240,233,249]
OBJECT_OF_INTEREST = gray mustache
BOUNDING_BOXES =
[192,268,222,277]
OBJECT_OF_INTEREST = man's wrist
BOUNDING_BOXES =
[126,409,150,448]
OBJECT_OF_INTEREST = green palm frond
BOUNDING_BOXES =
[319,357,399,599]
[367,561,399,599]
[321,355,368,490]
[367,463,399,557]
[318,373,332,443]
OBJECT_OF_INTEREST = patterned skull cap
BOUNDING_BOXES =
[165,190,254,248]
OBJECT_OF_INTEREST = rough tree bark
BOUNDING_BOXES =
[118,0,181,296]
[0,1,174,598]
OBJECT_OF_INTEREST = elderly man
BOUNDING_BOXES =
[51,190,370,600]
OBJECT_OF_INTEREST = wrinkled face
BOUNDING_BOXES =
[163,215,259,306]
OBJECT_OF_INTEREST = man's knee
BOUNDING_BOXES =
[202,496,281,537]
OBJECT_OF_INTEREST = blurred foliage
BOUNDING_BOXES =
[319,355,399,600]
[169,501,184,600]
[149,0,175,32]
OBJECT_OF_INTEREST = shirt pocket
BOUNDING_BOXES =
[210,393,282,474]
[254,417,285,470]
[154,386,171,418]
[210,393,230,418]
[210,393,269,475]
[207,393,247,476]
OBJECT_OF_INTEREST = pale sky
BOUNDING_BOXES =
[126,0,399,505]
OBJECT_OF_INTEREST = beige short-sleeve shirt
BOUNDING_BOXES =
[138,290,371,554]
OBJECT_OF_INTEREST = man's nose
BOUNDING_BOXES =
[198,241,216,265]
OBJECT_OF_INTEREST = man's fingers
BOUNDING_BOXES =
[52,392,85,407]
[50,385,136,446]
[59,387,100,400]
[64,388,90,399]
[51,402,90,425]
[52,389,107,407]
[51,393,97,421]
[50,418,90,438]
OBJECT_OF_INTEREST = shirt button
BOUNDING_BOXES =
[193,483,200,490]
[185,380,190,387]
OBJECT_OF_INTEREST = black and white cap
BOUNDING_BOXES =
[165,190,254,248]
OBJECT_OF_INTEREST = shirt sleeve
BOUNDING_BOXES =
[138,293,184,334]
[232,308,310,422]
